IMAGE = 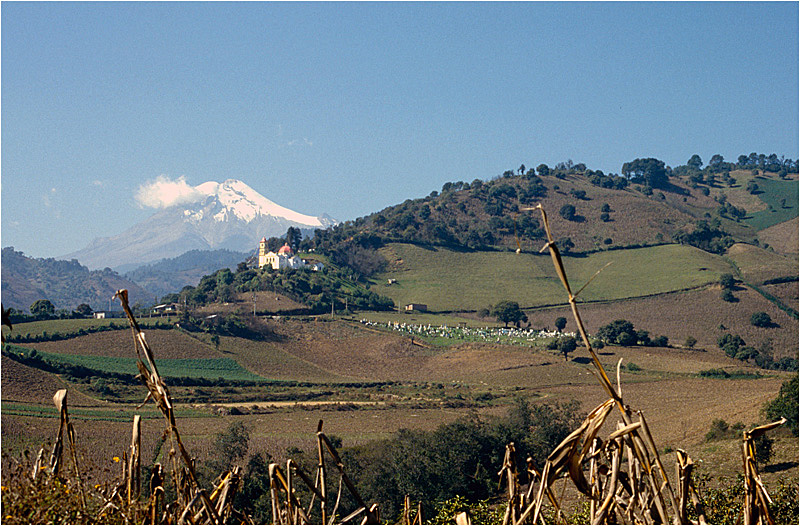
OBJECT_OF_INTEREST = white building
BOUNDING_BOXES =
[258,239,306,270]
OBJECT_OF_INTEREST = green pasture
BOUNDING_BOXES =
[373,243,734,312]
[4,316,177,339]
[10,347,266,383]
[745,177,799,230]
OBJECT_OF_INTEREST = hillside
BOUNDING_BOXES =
[0,247,154,312]
[2,314,795,493]
[308,161,797,266]
[123,248,250,299]
[372,243,734,312]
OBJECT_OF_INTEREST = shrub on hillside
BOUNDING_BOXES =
[763,377,799,436]
[721,289,738,302]
[342,398,581,520]
[750,311,773,328]
[559,204,577,221]
[719,273,736,289]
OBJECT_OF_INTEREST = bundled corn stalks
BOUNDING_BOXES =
[485,206,787,525]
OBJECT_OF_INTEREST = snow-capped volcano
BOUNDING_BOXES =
[63,179,337,270]
[190,179,325,226]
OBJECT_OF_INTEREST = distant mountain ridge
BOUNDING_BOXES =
[62,179,337,270]
[123,249,250,300]
[0,247,154,312]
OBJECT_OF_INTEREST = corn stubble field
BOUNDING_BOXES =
[1,208,798,524]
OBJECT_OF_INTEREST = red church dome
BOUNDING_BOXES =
[278,244,293,255]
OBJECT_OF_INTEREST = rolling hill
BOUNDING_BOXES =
[0,247,155,312]
[312,165,798,260]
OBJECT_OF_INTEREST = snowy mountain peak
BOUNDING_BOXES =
[192,179,324,227]
[63,177,336,269]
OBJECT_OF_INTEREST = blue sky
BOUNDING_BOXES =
[2,1,798,259]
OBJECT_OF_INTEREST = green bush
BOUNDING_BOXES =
[750,311,773,328]
[763,377,799,436]
[721,289,737,302]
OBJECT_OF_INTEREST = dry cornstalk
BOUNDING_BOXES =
[128,414,142,505]
[512,206,709,524]
[742,418,786,525]
[264,420,379,525]
[114,289,221,524]
[48,389,87,508]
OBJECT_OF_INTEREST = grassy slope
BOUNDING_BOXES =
[744,177,800,230]
[4,345,267,382]
[374,243,734,311]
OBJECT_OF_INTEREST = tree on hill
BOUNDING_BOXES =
[719,273,736,289]
[491,300,527,328]
[559,204,577,221]
[621,158,669,189]
[30,299,55,320]
[673,219,735,254]
[557,335,578,361]
[721,289,737,303]
[554,316,567,332]
[596,319,638,346]
[687,154,703,170]
[750,311,773,328]
[73,303,93,318]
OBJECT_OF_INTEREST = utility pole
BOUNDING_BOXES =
[252,290,257,316]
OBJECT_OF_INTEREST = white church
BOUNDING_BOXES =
[258,238,323,271]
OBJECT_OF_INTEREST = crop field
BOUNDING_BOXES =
[1,355,99,405]
[745,177,799,230]
[758,216,799,256]
[725,243,798,284]
[13,328,221,359]
[374,243,733,311]
[0,401,209,422]
[2,316,177,340]
[216,335,357,383]
[4,345,267,382]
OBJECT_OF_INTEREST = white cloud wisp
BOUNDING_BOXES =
[135,175,208,209]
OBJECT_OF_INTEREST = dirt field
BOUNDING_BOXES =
[758,217,799,256]
[1,356,100,406]
[18,329,221,360]
[524,285,798,358]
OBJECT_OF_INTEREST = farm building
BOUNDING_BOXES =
[151,303,178,316]
[404,303,428,312]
